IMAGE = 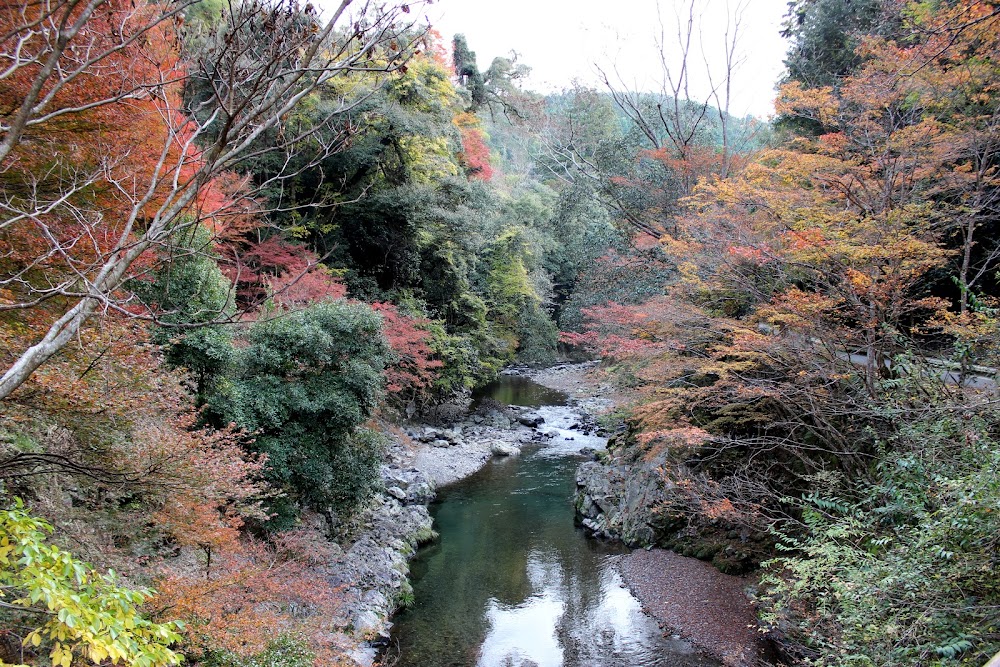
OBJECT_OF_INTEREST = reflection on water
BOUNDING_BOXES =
[472,375,569,408]
[480,557,563,667]
[389,378,719,667]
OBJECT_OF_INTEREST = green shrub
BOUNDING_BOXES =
[760,409,1000,665]
[203,635,315,667]
[210,301,390,525]
[131,226,234,404]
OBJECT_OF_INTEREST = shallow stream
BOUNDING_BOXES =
[387,376,719,667]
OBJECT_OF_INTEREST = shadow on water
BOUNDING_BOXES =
[471,375,569,408]
[386,377,721,667]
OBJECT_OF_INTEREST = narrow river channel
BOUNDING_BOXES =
[387,376,720,667]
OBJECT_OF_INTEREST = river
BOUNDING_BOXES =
[386,376,720,667]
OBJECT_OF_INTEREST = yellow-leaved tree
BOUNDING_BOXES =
[0,499,182,667]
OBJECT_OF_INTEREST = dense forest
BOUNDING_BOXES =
[0,0,998,664]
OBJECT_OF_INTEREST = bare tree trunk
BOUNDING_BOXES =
[593,0,748,238]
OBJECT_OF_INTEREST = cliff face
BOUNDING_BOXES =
[574,434,770,575]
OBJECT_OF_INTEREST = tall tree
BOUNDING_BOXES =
[451,33,531,120]
[781,0,886,87]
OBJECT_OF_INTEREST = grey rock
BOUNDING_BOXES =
[491,442,521,456]
[353,610,381,636]
[386,486,407,501]
[405,481,436,505]
[574,443,679,547]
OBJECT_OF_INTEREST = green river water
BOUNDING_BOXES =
[387,376,720,667]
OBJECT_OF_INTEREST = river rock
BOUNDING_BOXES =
[491,442,521,456]
[334,497,434,644]
[517,414,545,427]
[380,465,437,505]
[485,413,513,429]
[404,481,435,505]
[431,438,451,448]
[575,457,664,545]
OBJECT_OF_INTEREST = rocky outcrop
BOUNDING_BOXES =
[575,445,672,547]
[575,436,770,575]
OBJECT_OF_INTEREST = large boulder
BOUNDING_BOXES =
[517,413,545,428]
[574,451,673,546]
[491,442,521,457]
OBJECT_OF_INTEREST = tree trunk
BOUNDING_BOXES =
[0,299,99,400]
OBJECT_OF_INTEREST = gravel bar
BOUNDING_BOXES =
[618,549,766,667]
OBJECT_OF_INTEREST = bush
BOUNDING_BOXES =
[130,226,235,404]
[210,301,391,525]
[203,635,316,667]
[759,407,1000,665]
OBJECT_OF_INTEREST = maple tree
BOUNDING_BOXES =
[215,235,346,310]
[371,302,442,398]
[152,524,351,664]
[454,112,494,181]
[0,0,426,401]
[688,147,950,392]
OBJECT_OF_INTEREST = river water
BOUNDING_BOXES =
[387,376,719,667]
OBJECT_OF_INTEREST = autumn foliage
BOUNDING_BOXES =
[0,0,187,302]
[372,302,443,396]
[454,112,494,181]
[152,528,352,664]
[558,0,1000,661]
[218,236,347,309]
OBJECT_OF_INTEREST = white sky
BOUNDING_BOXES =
[426,0,790,119]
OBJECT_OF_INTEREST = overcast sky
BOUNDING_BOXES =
[425,0,790,119]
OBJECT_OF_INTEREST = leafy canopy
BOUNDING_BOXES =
[210,301,391,523]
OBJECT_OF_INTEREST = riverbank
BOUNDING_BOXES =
[619,550,765,667]
[340,361,767,666]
